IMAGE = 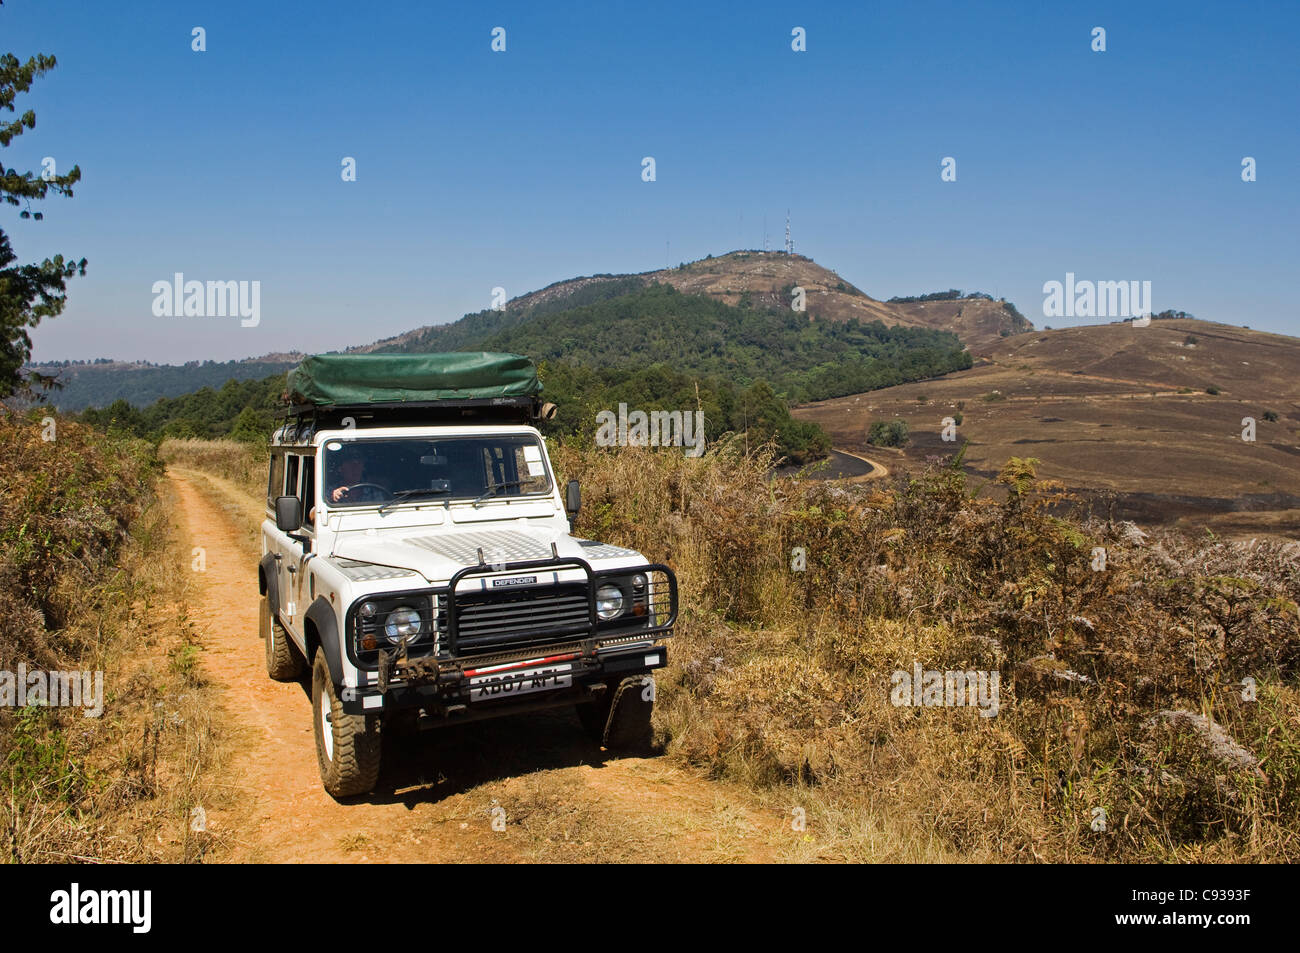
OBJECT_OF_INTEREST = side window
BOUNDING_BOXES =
[285,454,300,499]
[299,456,316,525]
[267,452,285,508]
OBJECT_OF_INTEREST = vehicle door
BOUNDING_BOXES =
[267,452,305,638]
[288,452,318,630]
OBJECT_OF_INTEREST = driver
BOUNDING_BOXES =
[329,446,386,503]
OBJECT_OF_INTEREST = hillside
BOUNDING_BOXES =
[794,317,1300,535]
[360,250,1030,357]
[31,252,1025,413]
[385,282,970,402]
[28,357,300,413]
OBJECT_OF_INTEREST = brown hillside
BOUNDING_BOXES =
[642,251,900,325]
[891,297,1035,355]
[642,252,1031,349]
[793,318,1300,536]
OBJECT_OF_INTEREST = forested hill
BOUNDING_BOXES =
[377,282,971,405]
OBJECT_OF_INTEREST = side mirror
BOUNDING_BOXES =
[275,495,303,533]
[564,480,581,519]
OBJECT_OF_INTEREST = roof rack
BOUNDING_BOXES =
[273,397,556,446]
[287,395,543,421]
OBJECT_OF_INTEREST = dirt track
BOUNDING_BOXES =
[167,468,801,863]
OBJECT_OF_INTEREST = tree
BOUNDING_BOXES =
[81,397,144,436]
[0,25,85,400]
[229,405,269,443]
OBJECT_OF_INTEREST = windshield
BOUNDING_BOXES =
[322,434,551,508]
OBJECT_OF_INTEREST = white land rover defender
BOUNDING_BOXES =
[258,352,677,798]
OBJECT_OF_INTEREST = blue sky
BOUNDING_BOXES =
[5,0,1298,363]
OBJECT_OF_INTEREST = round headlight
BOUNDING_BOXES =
[596,584,625,621]
[384,606,423,644]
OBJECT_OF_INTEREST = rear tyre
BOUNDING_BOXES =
[262,593,304,682]
[312,652,382,798]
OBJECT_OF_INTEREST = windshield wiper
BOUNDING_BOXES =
[472,479,531,507]
[378,488,451,515]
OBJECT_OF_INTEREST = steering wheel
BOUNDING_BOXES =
[339,482,392,503]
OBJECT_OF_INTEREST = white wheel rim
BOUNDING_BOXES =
[320,689,334,761]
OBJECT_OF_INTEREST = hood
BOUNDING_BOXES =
[330,525,643,584]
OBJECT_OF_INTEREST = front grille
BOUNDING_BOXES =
[445,584,592,657]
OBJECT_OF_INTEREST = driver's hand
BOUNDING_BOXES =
[332,486,349,502]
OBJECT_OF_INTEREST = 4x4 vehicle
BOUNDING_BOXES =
[259,353,677,797]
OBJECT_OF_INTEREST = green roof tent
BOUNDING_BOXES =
[286,352,541,407]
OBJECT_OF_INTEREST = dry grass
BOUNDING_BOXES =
[1,412,234,863]
[552,440,1300,862]
[159,437,265,498]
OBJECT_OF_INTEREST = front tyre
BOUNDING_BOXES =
[312,652,382,798]
[262,593,304,682]
[586,675,656,754]
[576,679,617,743]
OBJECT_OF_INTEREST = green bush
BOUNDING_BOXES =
[867,419,909,448]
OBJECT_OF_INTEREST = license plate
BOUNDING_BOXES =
[469,663,572,701]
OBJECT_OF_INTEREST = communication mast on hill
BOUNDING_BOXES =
[763,215,769,252]
[785,211,793,255]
